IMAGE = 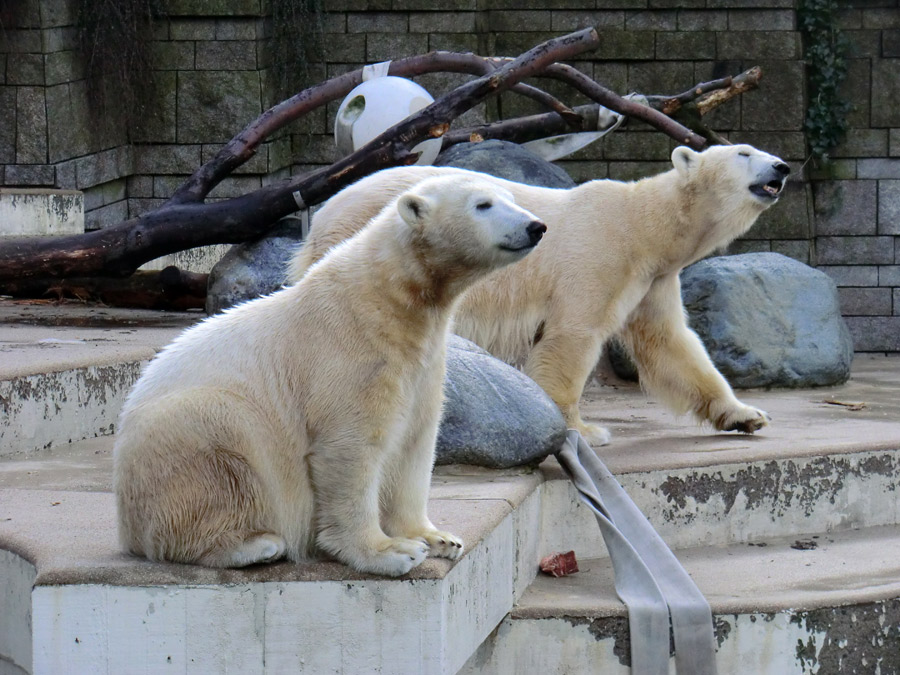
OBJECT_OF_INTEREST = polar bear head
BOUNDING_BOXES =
[395,175,547,272]
[670,143,790,243]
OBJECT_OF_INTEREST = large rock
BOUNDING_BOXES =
[206,216,303,314]
[679,252,853,388]
[435,139,576,188]
[438,335,566,468]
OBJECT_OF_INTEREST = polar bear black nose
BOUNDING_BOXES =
[774,162,791,175]
[527,220,547,245]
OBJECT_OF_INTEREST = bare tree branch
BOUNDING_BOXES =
[0,29,600,284]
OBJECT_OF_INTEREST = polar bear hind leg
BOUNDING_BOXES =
[522,325,611,446]
[115,390,288,568]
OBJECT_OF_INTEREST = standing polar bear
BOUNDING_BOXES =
[113,175,546,575]
[289,144,791,446]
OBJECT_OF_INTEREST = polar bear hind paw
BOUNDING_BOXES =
[361,537,429,577]
[576,421,612,447]
[417,529,464,560]
[205,532,287,568]
[717,406,770,434]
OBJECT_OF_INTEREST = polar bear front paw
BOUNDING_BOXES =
[363,537,429,577]
[417,529,464,560]
[716,405,771,434]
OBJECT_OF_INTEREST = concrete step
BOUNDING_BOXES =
[1,300,897,675]
[0,302,199,458]
[462,525,900,675]
[539,357,900,559]
[0,436,543,675]
[0,189,83,238]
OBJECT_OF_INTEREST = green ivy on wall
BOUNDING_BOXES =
[799,0,851,161]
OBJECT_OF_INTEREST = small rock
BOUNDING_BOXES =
[206,217,304,314]
[435,139,576,188]
[438,335,566,468]
[680,252,853,388]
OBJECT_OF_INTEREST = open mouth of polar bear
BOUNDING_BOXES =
[749,178,786,200]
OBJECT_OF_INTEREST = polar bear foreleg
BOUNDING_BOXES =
[381,418,464,561]
[523,328,611,446]
[310,440,429,576]
[621,274,769,433]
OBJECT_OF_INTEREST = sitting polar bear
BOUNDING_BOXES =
[113,175,546,575]
[288,144,791,446]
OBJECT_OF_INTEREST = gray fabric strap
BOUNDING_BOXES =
[555,430,718,675]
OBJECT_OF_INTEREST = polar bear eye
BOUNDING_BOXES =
[738,151,750,157]
[476,201,492,211]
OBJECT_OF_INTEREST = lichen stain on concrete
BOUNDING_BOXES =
[563,615,633,666]
[714,616,732,647]
[656,453,900,524]
[564,615,677,667]
[791,600,900,674]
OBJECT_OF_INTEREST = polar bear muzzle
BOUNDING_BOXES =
[749,159,790,201]
[500,219,547,253]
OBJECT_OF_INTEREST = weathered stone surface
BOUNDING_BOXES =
[872,59,900,128]
[654,31,715,60]
[838,287,892,316]
[877,180,900,235]
[740,60,805,131]
[45,82,92,163]
[16,87,47,163]
[770,240,809,264]
[747,180,811,240]
[205,216,303,314]
[435,140,576,188]
[680,253,853,388]
[817,236,894,265]
[437,335,566,468]
[0,87,15,164]
[7,53,44,85]
[4,165,55,186]
[177,71,261,143]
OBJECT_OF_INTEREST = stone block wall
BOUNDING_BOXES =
[809,3,900,351]
[1,0,898,349]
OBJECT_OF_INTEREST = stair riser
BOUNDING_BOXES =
[540,450,900,557]
[11,506,520,675]
[0,363,143,458]
[462,600,900,675]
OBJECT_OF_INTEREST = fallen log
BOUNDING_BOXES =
[1,267,207,311]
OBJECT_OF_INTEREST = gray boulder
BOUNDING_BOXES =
[680,252,853,388]
[206,216,304,314]
[438,335,566,468]
[435,139,576,188]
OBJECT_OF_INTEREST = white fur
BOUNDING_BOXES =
[113,175,543,574]
[288,144,789,445]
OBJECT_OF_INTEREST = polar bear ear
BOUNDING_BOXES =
[397,193,432,232]
[671,146,698,177]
